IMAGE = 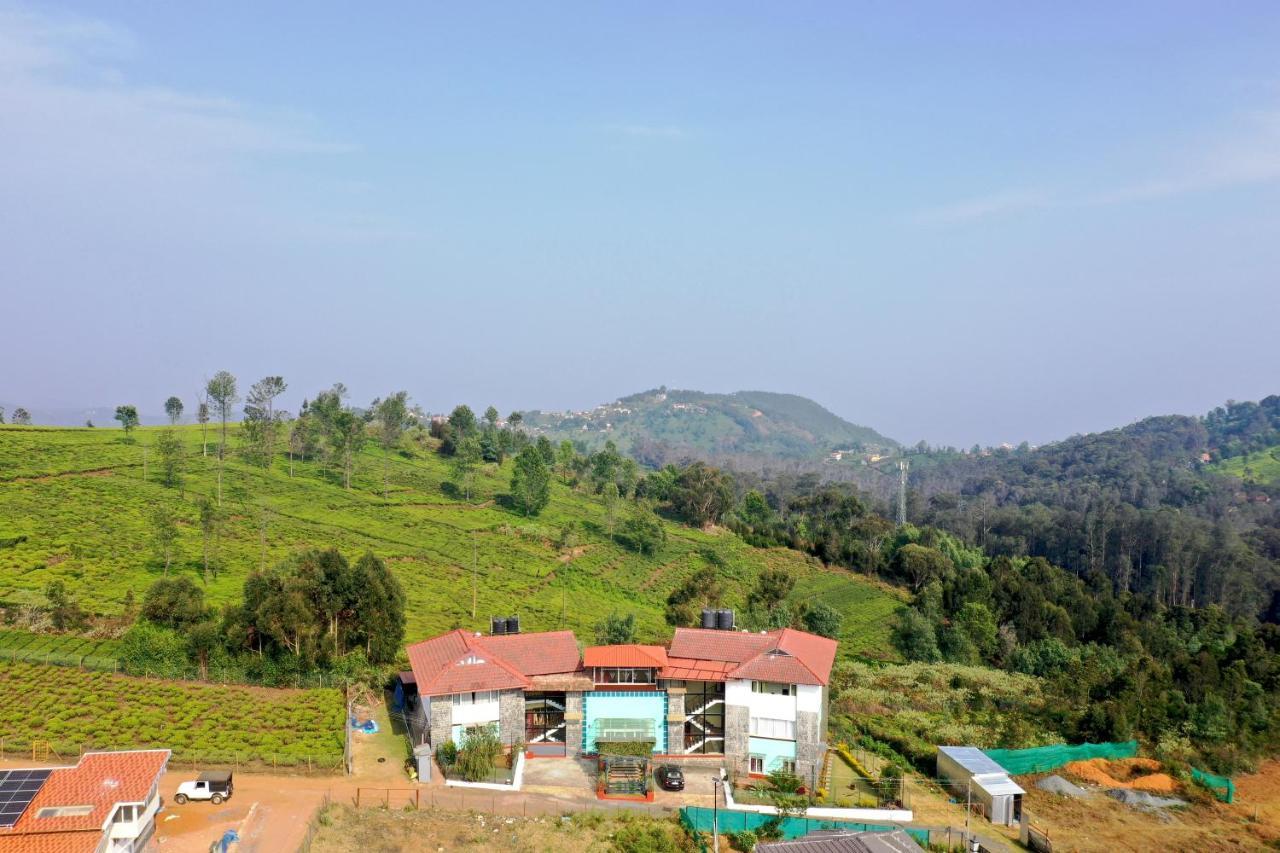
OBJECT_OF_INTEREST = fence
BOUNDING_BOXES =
[982,741,1138,775]
[1191,767,1235,803]
[679,807,930,845]
[0,736,345,775]
[299,791,333,853]
[350,786,670,818]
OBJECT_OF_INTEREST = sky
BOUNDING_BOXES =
[1,2,1278,447]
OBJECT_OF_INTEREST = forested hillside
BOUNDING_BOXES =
[519,387,896,468]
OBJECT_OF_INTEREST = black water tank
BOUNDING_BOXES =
[506,615,520,634]
[701,609,716,629]
[491,617,507,635]
[716,609,734,630]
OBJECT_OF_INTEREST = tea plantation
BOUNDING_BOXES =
[0,660,343,767]
[0,424,903,658]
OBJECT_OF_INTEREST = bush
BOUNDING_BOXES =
[119,622,189,677]
[455,727,503,782]
[436,740,457,768]
[727,829,758,851]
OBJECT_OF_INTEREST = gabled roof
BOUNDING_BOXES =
[583,644,668,669]
[661,657,737,682]
[0,750,169,852]
[405,629,582,697]
[667,627,837,686]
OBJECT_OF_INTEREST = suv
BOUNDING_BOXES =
[656,765,685,791]
[174,770,234,805]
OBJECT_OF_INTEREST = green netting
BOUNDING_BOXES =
[982,741,1138,775]
[1191,767,1234,803]
[679,807,929,845]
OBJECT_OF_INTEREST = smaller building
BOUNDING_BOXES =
[936,746,1024,826]
[0,749,170,853]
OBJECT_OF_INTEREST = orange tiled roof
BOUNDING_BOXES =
[582,645,668,669]
[660,657,737,682]
[0,750,169,850]
[668,627,837,685]
[405,629,582,697]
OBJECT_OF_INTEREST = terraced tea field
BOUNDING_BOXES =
[0,425,901,658]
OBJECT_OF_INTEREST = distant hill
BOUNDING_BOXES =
[518,387,898,468]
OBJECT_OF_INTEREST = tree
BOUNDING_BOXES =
[511,446,552,516]
[665,566,725,626]
[621,504,666,555]
[150,505,180,574]
[196,395,210,456]
[483,406,500,429]
[45,580,88,631]
[450,435,481,500]
[197,495,224,581]
[455,726,503,782]
[188,619,222,680]
[205,371,239,504]
[114,405,139,441]
[243,376,287,468]
[890,544,954,592]
[164,396,184,424]
[508,411,524,430]
[556,440,576,483]
[601,482,621,540]
[594,612,636,645]
[890,607,941,662]
[372,391,411,496]
[0,406,4,423]
[672,462,735,527]
[748,569,795,612]
[802,601,843,639]
[142,577,207,632]
[353,551,407,663]
[329,408,368,490]
[154,428,186,489]
[535,435,555,466]
[448,405,477,442]
[11,407,31,425]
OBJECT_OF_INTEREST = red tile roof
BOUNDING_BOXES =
[405,629,581,697]
[660,657,737,682]
[667,627,837,685]
[0,750,169,853]
[583,645,668,668]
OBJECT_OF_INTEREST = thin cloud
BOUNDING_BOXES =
[917,104,1280,224]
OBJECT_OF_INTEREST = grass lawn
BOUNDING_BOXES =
[0,424,901,659]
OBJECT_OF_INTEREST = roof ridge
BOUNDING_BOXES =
[454,637,531,687]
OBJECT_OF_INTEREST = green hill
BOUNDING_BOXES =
[0,424,902,659]
[1213,445,1280,485]
[520,387,897,467]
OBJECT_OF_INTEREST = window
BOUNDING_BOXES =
[749,755,764,774]
[749,717,796,739]
[452,690,498,706]
[459,653,485,665]
[780,759,796,775]
[37,805,95,819]
[751,681,793,696]
[597,668,655,685]
[681,680,726,755]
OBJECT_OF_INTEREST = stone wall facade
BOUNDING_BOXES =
[794,708,823,784]
[724,702,750,774]
[564,692,584,756]
[428,694,452,752]
[498,688,524,747]
[665,688,686,756]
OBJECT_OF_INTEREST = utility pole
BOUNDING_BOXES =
[711,776,720,853]
[897,459,909,525]
[965,775,971,850]
[471,532,478,620]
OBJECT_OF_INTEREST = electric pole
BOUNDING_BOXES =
[471,532,478,619]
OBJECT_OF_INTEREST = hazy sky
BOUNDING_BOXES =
[2,2,1278,447]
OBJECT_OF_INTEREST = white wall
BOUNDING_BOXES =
[796,684,822,714]
[451,695,501,726]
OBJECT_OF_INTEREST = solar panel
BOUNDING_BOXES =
[0,768,52,827]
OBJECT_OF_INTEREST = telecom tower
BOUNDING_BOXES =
[898,459,909,525]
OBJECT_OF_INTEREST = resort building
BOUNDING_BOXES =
[0,749,170,853]
[402,614,837,783]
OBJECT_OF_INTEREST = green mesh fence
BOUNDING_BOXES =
[1191,768,1234,803]
[679,807,929,845]
[981,741,1138,775]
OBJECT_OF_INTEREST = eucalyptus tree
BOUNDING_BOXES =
[114,405,139,441]
[243,376,288,467]
[372,391,411,496]
[164,396,184,424]
[205,371,239,504]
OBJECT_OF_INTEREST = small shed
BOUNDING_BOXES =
[937,746,1025,826]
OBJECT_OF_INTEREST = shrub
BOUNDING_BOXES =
[727,829,758,851]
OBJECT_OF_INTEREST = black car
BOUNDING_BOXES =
[656,765,685,791]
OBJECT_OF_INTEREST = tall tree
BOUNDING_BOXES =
[205,371,239,504]
[142,576,206,631]
[11,407,31,425]
[329,408,367,490]
[672,462,735,527]
[511,445,552,516]
[114,405,139,441]
[154,429,186,490]
[594,612,636,645]
[556,440,576,483]
[483,405,500,429]
[196,395,210,457]
[450,435,481,500]
[197,495,224,581]
[149,505,180,575]
[243,376,287,468]
[164,396,184,424]
[601,482,621,540]
[372,391,411,496]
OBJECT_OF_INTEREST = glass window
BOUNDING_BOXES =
[781,759,796,774]
[749,755,764,774]
[682,680,726,754]
[749,717,796,739]
[751,681,793,695]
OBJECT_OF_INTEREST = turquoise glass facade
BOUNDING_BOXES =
[748,736,796,772]
[582,691,668,754]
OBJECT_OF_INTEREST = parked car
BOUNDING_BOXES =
[174,770,234,805]
[656,765,684,791]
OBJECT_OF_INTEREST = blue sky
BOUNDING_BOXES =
[2,2,1278,446]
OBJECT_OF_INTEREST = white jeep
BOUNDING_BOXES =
[174,770,234,805]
